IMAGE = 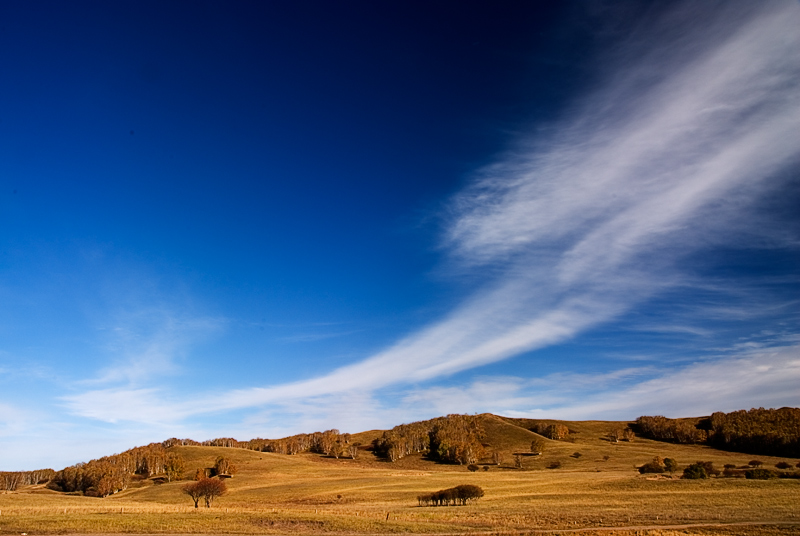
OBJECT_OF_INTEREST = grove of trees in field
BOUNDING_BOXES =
[417,484,484,506]
[636,407,800,457]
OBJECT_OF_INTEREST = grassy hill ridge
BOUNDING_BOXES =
[2,413,799,535]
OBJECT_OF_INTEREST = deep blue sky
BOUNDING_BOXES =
[2,0,799,470]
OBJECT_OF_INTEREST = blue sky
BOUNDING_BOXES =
[1,0,799,471]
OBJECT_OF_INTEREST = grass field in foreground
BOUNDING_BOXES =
[1,415,798,535]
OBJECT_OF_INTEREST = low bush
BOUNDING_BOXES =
[467,464,479,472]
[723,467,745,478]
[548,461,562,469]
[775,461,792,470]
[639,460,665,474]
[664,458,678,474]
[745,468,776,480]
[683,462,707,479]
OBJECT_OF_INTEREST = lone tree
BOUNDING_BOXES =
[530,437,546,454]
[182,481,203,508]
[198,477,227,507]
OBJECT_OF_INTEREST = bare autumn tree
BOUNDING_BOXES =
[182,481,203,508]
[198,478,227,507]
[530,437,546,454]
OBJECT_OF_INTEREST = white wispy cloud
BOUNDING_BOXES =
[81,309,225,386]
[548,344,800,419]
[64,1,800,427]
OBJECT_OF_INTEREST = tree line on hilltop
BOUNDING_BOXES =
[46,443,186,497]
[371,414,487,465]
[636,407,800,458]
[165,429,360,459]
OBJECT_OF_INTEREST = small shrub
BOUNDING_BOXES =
[603,455,610,461]
[548,461,562,469]
[723,464,745,477]
[482,466,489,471]
[683,463,707,479]
[639,459,665,474]
[467,464,479,472]
[571,452,582,458]
[745,468,776,480]
[775,461,792,470]
[663,458,678,474]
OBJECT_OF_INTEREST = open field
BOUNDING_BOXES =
[2,416,799,535]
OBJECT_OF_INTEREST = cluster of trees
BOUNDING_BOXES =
[182,477,227,508]
[634,416,707,444]
[417,484,484,506]
[372,415,486,465]
[429,415,486,465]
[211,456,236,477]
[706,407,800,457]
[161,430,362,459]
[244,430,356,458]
[0,469,55,491]
[531,422,570,440]
[608,428,635,442]
[47,444,185,497]
[636,408,800,457]
[372,422,431,462]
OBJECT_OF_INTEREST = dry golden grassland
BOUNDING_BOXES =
[1,416,798,535]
